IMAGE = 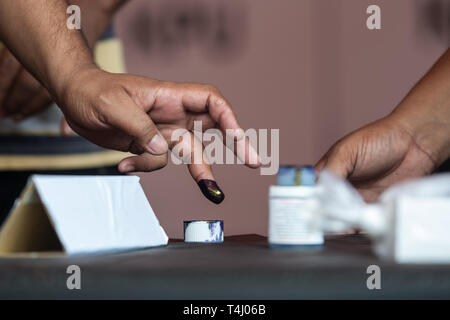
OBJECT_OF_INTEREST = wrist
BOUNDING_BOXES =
[50,59,99,107]
[390,107,450,168]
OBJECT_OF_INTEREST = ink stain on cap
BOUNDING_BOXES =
[184,220,224,243]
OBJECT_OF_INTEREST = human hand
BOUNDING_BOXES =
[58,67,261,203]
[315,116,439,202]
[0,0,117,122]
[0,47,52,121]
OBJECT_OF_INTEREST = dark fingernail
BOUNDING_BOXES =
[197,179,225,204]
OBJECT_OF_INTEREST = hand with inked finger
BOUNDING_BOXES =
[58,67,261,204]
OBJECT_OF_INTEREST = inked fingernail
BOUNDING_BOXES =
[198,180,225,204]
[147,134,168,154]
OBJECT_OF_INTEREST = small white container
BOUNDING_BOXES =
[183,220,224,243]
[269,186,323,246]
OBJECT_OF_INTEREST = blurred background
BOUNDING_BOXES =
[113,0,449,238]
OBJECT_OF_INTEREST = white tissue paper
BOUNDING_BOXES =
[317,171,450,264]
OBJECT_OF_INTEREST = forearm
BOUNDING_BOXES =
[0,0,95,98]
[391,48,450,167]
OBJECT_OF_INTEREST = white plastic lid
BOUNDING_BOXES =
[184,220,224,243]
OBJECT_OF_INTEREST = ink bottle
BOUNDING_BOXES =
[269,165,323,247]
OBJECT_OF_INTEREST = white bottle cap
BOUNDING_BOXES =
[184,220,224,243]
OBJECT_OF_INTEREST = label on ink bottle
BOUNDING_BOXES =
[269,186,323,246]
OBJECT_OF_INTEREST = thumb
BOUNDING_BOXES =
[99,90,168,155]
[320,144,355,178]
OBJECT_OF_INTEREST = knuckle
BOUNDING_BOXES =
[204,84,217,92]
[210,94,228,111]
[205,84,222,96]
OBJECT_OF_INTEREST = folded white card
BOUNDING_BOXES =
[0,175,168,257]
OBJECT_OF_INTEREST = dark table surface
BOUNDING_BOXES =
[0,234,449,299]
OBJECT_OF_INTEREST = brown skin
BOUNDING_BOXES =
[59,66,261,180]
[315,116,437,202]
[0,49,51,121]
[316,49,450,202]
[0,0,260,197]
[0,0,119,121]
